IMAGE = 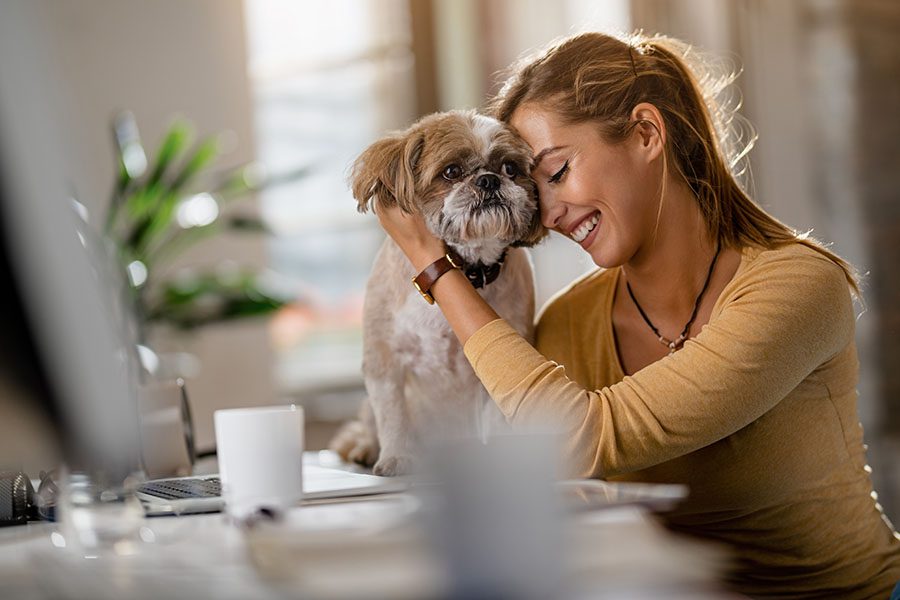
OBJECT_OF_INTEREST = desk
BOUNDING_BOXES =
[0,501,743,599]
[0,455,743,599]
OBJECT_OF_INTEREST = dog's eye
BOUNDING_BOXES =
[502,162,519,178]
[442,164,462,181]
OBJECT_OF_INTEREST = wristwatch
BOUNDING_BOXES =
[412,250,464,304]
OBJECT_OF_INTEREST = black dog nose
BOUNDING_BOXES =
[475,173,501,192]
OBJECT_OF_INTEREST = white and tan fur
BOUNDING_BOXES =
[329,111,545,476]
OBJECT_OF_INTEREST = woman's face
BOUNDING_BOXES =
[509,104,662,268]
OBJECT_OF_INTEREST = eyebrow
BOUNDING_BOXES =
[533,146,566,168]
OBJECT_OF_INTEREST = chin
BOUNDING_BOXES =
[584,238,627,269]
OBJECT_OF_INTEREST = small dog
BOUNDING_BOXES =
[329,110,545,476]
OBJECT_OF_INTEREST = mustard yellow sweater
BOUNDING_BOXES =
[464,243,900,598]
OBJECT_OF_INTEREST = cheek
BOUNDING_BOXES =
[535,183,557,221]
[419,185,450,221]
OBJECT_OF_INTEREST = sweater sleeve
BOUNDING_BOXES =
[463,250,856,479]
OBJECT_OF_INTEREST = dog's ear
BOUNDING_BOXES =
[350,132,424,214]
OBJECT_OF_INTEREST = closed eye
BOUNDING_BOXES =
[548,160,569,184]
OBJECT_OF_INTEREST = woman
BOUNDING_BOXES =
[375,32,900,598]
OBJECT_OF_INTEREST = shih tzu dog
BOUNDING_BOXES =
[328,110,545,476]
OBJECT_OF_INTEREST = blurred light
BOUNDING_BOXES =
[176,193,219,228]
[127,260,148,287]
[139,526,156,543]
[50,531,66,548]
[114,111,147,179]
[243,163,267,189]
[114,540,137,556]
[122,145,148,179]
[136,344,160,375]
[70,197,89,223]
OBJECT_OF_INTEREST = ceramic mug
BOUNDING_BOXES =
[214,405,304,520]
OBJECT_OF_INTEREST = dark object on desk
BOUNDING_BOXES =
[0,469,59,526]
[0,471,34,526]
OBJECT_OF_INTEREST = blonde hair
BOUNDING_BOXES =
[489,31,860,297]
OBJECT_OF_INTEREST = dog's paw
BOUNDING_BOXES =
[328,420,379,467]
[373,454,414,477]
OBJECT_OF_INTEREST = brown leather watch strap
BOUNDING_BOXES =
[412,250,464,304]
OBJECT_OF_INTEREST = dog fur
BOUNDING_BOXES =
[329,110,545,476]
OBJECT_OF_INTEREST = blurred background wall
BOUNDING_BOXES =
[34,0,275,452]
[6,0,898,520]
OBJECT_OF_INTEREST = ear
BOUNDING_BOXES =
[630,102,666,163]
[349,133,424,214]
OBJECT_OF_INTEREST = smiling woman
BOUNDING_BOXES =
[374,30,900,599]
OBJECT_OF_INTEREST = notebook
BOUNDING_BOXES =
[137,451,407,516]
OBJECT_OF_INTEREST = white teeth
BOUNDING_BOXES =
[571,213,600,243]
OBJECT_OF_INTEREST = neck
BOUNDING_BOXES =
[622,179,720,318]
[446,238,509,266]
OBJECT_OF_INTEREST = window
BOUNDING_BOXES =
[243,0,415,399]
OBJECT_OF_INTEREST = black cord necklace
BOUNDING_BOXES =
[625,244,721,354]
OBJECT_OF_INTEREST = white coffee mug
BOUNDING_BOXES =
[214,405,304,519]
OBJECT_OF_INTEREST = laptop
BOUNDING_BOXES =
[137,451,407,516]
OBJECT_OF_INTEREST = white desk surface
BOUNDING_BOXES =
[0,454,743,599]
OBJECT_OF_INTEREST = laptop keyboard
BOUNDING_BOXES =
[138,477,221,500]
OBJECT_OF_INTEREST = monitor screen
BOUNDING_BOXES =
[0,2,142,479]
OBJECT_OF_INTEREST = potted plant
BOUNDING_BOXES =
[104,111,309,337]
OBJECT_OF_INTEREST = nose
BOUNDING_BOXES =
[539,189,566,229]
[475,173,501,192]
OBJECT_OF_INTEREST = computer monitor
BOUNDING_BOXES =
[0,2,142,479]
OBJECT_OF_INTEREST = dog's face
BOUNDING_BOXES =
[350,110,545,248]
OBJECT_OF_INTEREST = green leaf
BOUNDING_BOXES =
[168,135,220,193]
[146,270,286,329]
[147,121,193,188]
[145,221,221,266]
[133,190,180,254]
[131,135,221,255]
[227,215,269,233]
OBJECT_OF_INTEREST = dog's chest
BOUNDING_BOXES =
[392,293,468,376]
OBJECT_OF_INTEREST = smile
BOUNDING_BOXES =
[571,212,600,243]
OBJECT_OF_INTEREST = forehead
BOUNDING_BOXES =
[422,113,529,163]
[508,104,567,154]
[470,114,504,151]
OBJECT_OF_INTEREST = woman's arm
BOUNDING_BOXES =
[464,248,855,478]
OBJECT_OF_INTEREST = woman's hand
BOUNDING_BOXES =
[374,202,446,271]
[373,203,499,344]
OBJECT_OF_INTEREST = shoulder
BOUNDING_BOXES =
[736,242,850,296]
[536,267,616,326]
[719,241,855,338]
